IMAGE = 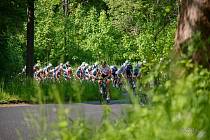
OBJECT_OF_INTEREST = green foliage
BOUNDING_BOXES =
[0,33,24,77]
[0,0,26,78]
[0,0,177,76]
[34,0,177,64]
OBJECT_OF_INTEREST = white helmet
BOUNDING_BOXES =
[34,64,40,68]
[110,66,114,69]
[94,62,99,66]
[65,61,69,65]
[136,62,142,68]
[48,63,52,67]
[125,60,129,65]
[85,63,89,67]
[81,62,86,66]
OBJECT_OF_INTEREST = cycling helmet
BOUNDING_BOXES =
[81,62,86,66]
[65,61,69,65]
[48,63,52,67]
[110,66,114,69]
[34,63,40,68]
[94,62,99,66]
[85,63,89,67]
[136,62,142,68]
[125,60,129,65]
[65,61,70,67]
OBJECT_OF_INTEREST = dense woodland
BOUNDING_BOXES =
[0,0,177,78]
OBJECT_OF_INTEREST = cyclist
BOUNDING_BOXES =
[133,62,141,78]
[43,63,52,79]
[110,65,118,87]
[85,66,92,80]
[75,65,82,80]
[124,60,133,79]
[124,61,137,94]
[54,63,63,80]
[115,62,127,87]
[63,61,72,80]
[81,62,88,80]
[75,62,87,80]
[53,66,59,80]
[33,64,40,78]
[36,69,45,81]
[98,61,111,101]
[91,64,100,82]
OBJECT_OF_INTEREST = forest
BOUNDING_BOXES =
[1,0,210,139]
[0,0,176,77]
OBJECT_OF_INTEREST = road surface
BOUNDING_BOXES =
[0,100,130,140]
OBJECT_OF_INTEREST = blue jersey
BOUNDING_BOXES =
[110,66,118,74]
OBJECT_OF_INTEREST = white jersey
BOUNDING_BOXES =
[115,65,126,75]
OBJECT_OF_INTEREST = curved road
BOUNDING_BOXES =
[0,100,130,140]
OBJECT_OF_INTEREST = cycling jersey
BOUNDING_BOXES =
[110,66,118,74]
[125,64,133,76]
[133,63,141,77]
[76,67,82,78]
[101,66,110,75]
[100,66,111,79]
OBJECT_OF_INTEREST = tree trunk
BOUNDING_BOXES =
[63,0,69,16]
[175,0,210,68]
[26,0,34,77]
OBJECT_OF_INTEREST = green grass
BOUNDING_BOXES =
[1,79,123,104]
[0,91,20,104]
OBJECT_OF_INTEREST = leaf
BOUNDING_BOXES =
[165,6,171,13]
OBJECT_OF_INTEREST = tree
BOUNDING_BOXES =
[175,0,210,68]
[26,0,35,77]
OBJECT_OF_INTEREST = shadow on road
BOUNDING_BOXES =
[83,99,131,105]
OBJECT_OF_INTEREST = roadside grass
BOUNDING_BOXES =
[1,78,123,104]
[0,91,21,104]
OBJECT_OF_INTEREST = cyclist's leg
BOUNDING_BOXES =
[106,79,111,100]
[98,80,102,91]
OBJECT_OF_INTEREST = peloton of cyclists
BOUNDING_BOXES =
[22,60,144,92]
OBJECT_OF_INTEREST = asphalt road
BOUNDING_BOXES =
[0,100,130,140]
